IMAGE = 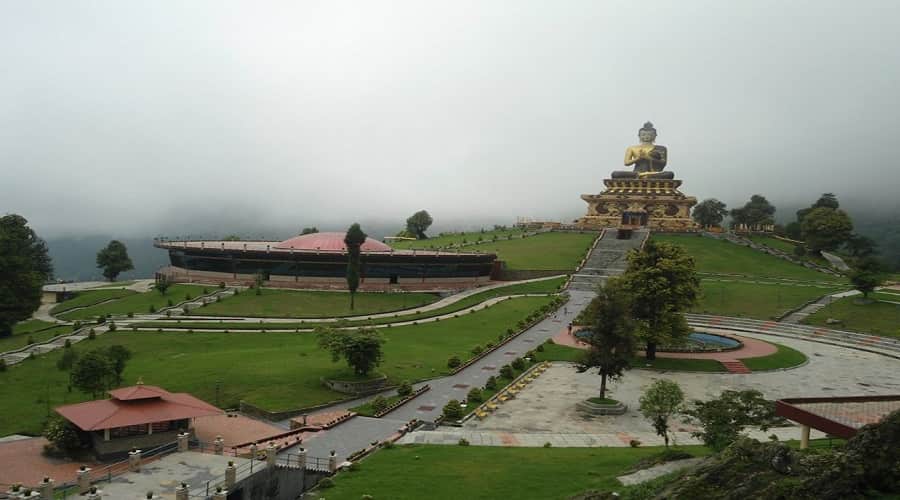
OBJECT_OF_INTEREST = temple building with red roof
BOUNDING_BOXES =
[55,383,222,458]
[154,231,498,291]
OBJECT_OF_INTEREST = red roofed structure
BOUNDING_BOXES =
[273,232,392,252]
[55,383,222,458]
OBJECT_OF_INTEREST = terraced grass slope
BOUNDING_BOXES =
[0,296,553,436]
[193,289,440,318]
[394,231,596,271]
[55,284,209,320]
[803,297,900,338]
[652,234,844,283]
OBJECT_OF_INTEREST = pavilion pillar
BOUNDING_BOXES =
[129,448,142,472]
[800,425,810,450]
[265,442,277,466]
[39,476,54,499]
[103,428,110,441]
[177,432,190,452]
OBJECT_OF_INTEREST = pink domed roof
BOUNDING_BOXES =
[274,232,392,252]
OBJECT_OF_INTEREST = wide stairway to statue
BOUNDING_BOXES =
[569,228,647,291]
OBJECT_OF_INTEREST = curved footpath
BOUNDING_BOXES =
[2,276,564,364]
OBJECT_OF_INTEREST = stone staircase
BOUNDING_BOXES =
[719,359,751,374]
[568,229,648,291]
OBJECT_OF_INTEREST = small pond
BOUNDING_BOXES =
[574,330,743,352]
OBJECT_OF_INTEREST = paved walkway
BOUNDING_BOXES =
[397,427,827,448]
[781,289,860,324]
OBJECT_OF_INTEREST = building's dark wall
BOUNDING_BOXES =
[167,249,495,279]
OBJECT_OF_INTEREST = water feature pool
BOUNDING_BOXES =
[574,330,742,352]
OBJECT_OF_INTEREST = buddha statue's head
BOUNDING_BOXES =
[638,121,657,144]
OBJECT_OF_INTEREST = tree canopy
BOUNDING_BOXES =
[301,227,319,235]
[344,223,367,310]
[639,379,685,448]
[70,350,116,398]
[620,240,700,360]
[96,240,134,282]
[575,278,637,399]
[316,326,384,376]
[692,198,728,228]
[730,194,775,228]
[685,389,776,451]
[406,210,433,240]
[849,256,884,298]
[800,206,853,253]
[0,214,53,337]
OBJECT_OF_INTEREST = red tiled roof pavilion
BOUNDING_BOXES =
[55,384,223,431]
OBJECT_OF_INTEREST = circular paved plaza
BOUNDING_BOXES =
[468,331,900,438]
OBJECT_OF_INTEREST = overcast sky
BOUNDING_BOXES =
[2,1,899,238]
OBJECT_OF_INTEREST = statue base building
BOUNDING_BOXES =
[576,178,697,231]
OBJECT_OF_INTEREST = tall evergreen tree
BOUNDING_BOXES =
[575,278,637,399]
[620,240,700,360]
[96,240,134,282]
[0,215,53,337]
[344,223,367,310]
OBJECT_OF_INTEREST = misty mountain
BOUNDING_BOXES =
[46,236,170,282]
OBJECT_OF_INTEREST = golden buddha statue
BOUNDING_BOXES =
[612,122,674,179]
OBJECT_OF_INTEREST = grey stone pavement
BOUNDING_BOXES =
[94,451,261,498]
[617,458,705,486]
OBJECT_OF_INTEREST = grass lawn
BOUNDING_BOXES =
[652,234,844,283]
[743,343,807,371]
[1,321,74,351]
[134,276,566,329]
[747,235,797,254]
[56,285,209,320]
[692,280,843,320]
[396,231,597,270]
[316,444,710,500]
[350,394,405,417]
[535,342,585,362]
[0,296,552,436]
[802,296,900,338]
[50,288,137,316]
[481,232,597,270]
[390,228,526,249]
[193,289,440,318]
